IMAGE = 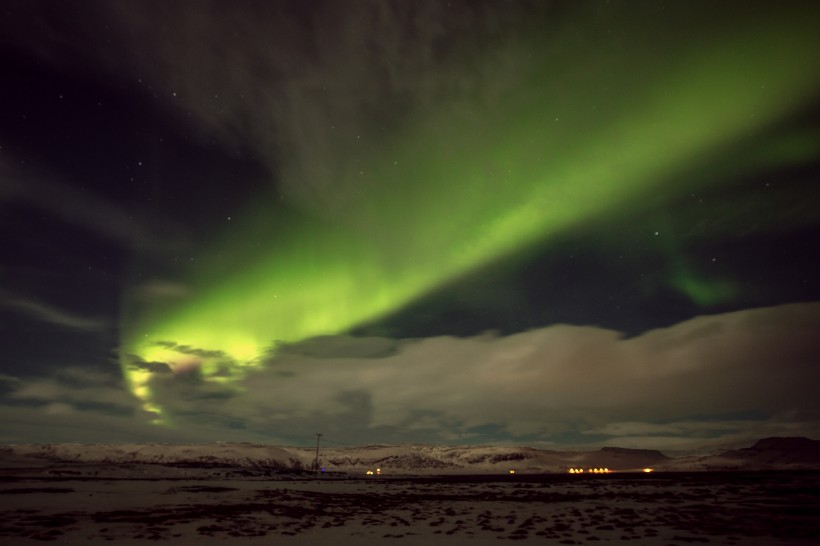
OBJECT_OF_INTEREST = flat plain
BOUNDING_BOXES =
[1,471,818,545]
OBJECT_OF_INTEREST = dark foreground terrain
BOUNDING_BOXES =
[1,471,818,544]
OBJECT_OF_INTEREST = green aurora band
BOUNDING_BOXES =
[122,5,820,419]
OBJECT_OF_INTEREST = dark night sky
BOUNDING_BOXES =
[1,0,819,451]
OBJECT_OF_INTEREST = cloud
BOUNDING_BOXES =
[139,341,240,378]
[141,302,820,447]
[274,335,401,359]
[0,367,265,444]
[0,402,272,445]
[8,367,136,413]
[132,280,192,302]
[153,341,233,361]
[123,354,173,375]
[0,155,188,253]
[0,374,22,394]
[3,303,818,448]
[1,1,543,219]
[0,290,105,332]
[582,420,747,438]
[574,414,820,454]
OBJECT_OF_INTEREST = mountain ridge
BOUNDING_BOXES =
[2,437,818,477]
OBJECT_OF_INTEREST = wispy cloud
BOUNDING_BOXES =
[9,367,132,410]
[0,291,105,332]
[132,280,192,302]
[0,154,187,252]
[0,1,542,218]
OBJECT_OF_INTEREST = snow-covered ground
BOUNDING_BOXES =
[1,438,819,543]
[1,472,819,544]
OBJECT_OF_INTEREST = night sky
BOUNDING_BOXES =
[1,0,819,452]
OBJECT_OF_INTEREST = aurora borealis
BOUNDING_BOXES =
[1,1,819,450]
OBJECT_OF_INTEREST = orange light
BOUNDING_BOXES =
[569,467,611,474]
[643,468,654,473]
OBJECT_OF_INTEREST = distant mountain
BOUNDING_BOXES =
[663,437,820,472]
[1,437,817,477]
[589,446,670,469]
[717,437,820,466]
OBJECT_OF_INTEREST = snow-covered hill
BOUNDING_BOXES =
[669,437,820,471]
[1,437,818,477]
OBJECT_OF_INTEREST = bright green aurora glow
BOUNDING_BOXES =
[122,6,820,419]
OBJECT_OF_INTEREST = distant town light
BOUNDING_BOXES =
[643,468,654,473]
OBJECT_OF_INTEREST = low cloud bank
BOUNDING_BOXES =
[2,302,818,449]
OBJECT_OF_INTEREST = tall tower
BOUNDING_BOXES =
[314,433,323,476]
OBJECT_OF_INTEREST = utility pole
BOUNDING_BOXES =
[314,433,323,477]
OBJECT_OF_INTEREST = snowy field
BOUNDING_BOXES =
[1,471,818,545]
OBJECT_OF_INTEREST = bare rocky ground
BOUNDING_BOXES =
[1,471,818,545]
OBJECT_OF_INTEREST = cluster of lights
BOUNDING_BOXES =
[568,467,611,474]
[365,468,382,476]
